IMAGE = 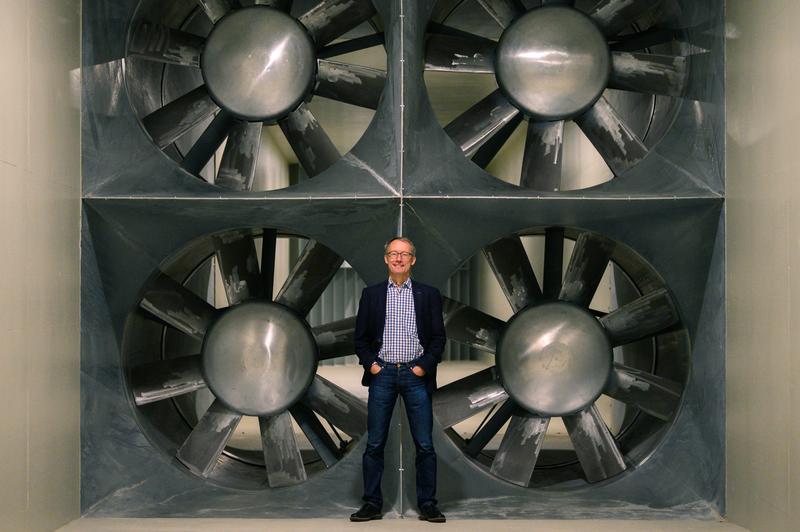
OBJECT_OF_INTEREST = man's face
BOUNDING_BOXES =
[384,240,416,277]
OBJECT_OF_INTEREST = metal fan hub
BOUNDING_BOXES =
[495,7,610,121]
[201,6,316,121]
[497,302,612,417]
[201,301,318,416]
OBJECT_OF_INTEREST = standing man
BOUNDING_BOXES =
[350,237,446,523]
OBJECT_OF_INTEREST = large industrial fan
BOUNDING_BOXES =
[126,229,367,489]
[124,0,387,190]
[425,0,711,189]
[436,227,688,487]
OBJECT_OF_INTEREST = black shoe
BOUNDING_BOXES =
[350,503,382,522]
[418,504,446,523]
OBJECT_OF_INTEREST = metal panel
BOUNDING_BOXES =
[80,0,726,521]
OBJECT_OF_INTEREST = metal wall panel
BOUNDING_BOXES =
[80,0,726,519]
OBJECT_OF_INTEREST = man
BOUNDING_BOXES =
[350,237,447,523]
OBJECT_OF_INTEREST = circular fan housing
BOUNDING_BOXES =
[124,229,368,489]
[201,7,316,122]
[495,7,610,120]
[424,0,696,191]
[437,228,691,488]
[124,0,387,190]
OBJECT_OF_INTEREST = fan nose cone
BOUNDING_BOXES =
[201,6,316,121]
[497,302,612,417]
[495,7,610,121]
[201,301,318,416]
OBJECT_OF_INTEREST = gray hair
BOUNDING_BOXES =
[384,237,416,256]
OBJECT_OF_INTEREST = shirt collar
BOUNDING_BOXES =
[387,277,412,290]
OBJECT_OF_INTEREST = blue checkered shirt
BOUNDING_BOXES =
[378,278,424,363]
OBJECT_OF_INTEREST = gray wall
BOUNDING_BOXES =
[726,1,800,530]
[0,0,82,530]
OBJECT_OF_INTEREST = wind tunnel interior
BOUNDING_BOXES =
[81,0,726,519]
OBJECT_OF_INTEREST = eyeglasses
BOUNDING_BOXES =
[386,251,414,259]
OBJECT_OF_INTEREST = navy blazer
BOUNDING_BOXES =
[354,279,446,394]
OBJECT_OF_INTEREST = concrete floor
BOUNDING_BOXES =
[58,518,749,532]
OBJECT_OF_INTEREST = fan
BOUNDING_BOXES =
[435,228,688,486]
[426,0,708,190]
[128,229,365,488]
[126,0,386,190]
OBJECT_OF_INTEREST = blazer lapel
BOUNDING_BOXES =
[377,283,387,339]
[413,285,424,337]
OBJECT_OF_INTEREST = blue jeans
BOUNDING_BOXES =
[362,363,437,509]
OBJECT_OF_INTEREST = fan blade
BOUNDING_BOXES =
[483,236,542,313]
[299,0,377,47]
[610,27,684,52]
[213,233,262,305]
[588,0,664,37]
[274,240,342,317]
[260,228,277,300]
[427,22,494,40]
[464,400,516,457]
[180,111,236,175]
[216,121,262,191]
[683,53,714,102]
[314,316,356,360]
[425,33,496,74]
[490,413,550,487]
[542,227,564,300]
[303,375,367,438]
[259,411,307,487]
[279,103,340,177]
[196,0,231,23]
[142,86,218,149]
[471,114,523,169]
[442,297,505,352]
[563,405,626,482]
[315,60,386,110]
[290,402,340,467]
[609,52,688,97]
[318,33,385,59]
[520,120,564,191]
[605,363,682,421]
[128,22,204,68]
[444,89,520,157]
[176,399,242,477]
[140,274,216,340]
[432,366,508,428]
[600,288,679,346]
[254,0,292,10]
[558,232,614,307]
[131,354,205,406]
[574,96,648,177]
[477,0,524,28]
